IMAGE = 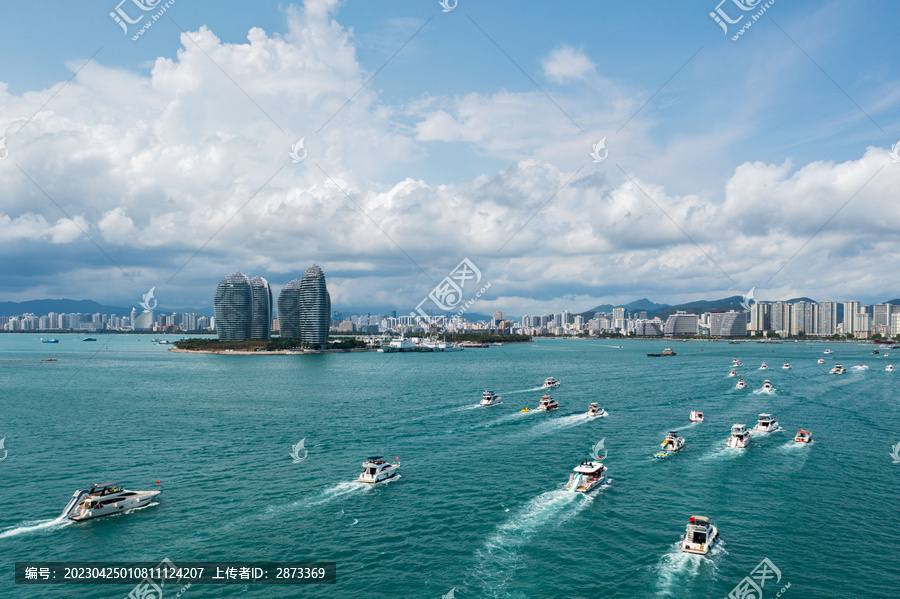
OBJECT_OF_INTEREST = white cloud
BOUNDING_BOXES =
[541,45,595,83]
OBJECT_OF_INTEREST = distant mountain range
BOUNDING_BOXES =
[0,299,213,318]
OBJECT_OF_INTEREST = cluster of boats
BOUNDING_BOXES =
[481,377,606,417]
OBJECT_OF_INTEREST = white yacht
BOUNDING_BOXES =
[689,410,704,422]
[480,391,502,406]
[732,358,743,367]
[782,362,791,370]
[754,413,779,433]
[886,364,894,372]
[377,336,416,353]
[680,516,719,555]
[824,349,833,355]
[60,483,160,522]
[829,364,846,374]
[542,377,561,389]
[759,361,768,370]
[728,369,737,377]
[726,424,752,448]
[761,380,774,392]
[735,377,747,389]
[817,358,826,364]
[586,402,607,417]
[535,395,559,411]
[565,461,607,493]
[660,431,685,452]
[358,457,400,483]
[421,339,463,352]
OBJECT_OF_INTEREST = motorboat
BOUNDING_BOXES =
[794,430,812,443]
[887,364,894,372]
[823,349,833,354]
[689,410,704,422]
[535,395,558,411]
[735,377,747,389]
[732,358,742,367]
[872,349,880,354]
[82,337,97,342]
[660,431,685,452]
[358,457,400,483]
[565,461,607,493]
[782,362,791,370]
[817,359,826,364]
[761,380,774,392]
[759,361,768,370]
[648,348,676,357]
[680,516,719,555]
[754,413,779,433]
[41,338,59,344]
[60,483,160,521]
[726,424,752,448]
[480,391,502,406]
[542,377,561,389]
[728,369,737,377]
[586,403,607,417]
[829,364,846,374]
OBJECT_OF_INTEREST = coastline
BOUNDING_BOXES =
[169,347,379,355]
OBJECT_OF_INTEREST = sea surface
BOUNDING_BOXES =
[1,334,898,598]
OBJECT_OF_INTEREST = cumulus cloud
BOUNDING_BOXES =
[0,1,897,315]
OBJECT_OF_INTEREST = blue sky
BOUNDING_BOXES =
[1,0,899,314]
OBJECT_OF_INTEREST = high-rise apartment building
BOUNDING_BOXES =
[214,272,253,341]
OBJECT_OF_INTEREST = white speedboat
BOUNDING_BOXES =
[754,413,779,433]
[782,362,791,370]
[358,457,400,483]
[542,377,561,389]
[794,430,812,443]
[480,391,502,406]
[732,358,742,367]
[660,431,685,452]
[681,516,719,555]
[728,369,737,377]
[761,380,774,392]
[817,358,825,364]
[824,349,833,354]
[586,402,607,417]
[735,377,747,389]
[726,424,752,448]
[689,410,704,422]
[887,364,894,372]
[60,483,160,522]
[565,461,607,493]
[759,361,768,370]
[535,395,558,411]
[829,364,846,374]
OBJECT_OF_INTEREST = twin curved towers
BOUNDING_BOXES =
[213,265,331,346]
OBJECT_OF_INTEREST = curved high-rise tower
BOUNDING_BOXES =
[249,276,273,340]
[214,272,252,341]
[299,264,331,347]
[277,279,303,339]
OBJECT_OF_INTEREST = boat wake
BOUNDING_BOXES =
[0,517,71,539]
[655,541,724,597]
[852,365,869,371]
[504,386,546,395]
[469,489,595,597]
[525,413,591,436]
[753,388,776,395]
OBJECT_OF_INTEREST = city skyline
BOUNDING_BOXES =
[1,1,899,315]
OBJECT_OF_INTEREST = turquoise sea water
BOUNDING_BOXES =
[1,334,899,598]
